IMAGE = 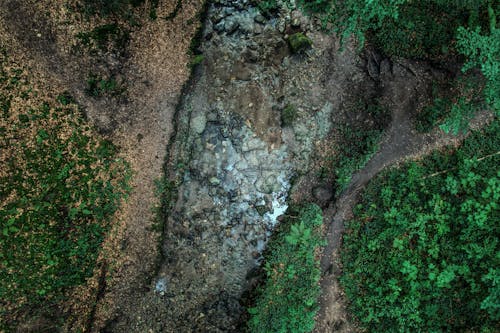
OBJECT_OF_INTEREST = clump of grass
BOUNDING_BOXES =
[248,204,324,333]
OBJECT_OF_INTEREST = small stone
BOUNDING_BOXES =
[254,14,266,24]
[225,19,239,34]
[214,21,225,33]
[191,114,207,134]
[209,177,221,185]
[255,205,268,216]
[155,277,167,294]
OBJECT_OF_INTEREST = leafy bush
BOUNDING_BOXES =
[457,25,500,117]
[341,118,500,332]
[331,125,381,194]
[248,204,324,333]
[0,50,130,329]
[416,76,484,134]
[371,1,467,60]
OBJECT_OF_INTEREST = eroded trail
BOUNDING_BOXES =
[314,60,490,332]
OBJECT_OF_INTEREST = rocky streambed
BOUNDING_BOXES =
[104,0,380,331]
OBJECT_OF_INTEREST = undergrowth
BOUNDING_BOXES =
[248,204,324,333]
[0,49,130,330]
[341,118,500,332]
[321,100,389,196]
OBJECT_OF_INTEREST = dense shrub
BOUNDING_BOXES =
[248,204,324,333]
[341,119,500,332]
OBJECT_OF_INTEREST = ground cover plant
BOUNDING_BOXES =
[341,118,500,332]
[0,49,130,330]
[248,204,324,333]
[320,100,388,196]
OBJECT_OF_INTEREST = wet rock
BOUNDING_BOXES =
[254,14,266,24]
[191,113,207,134]
[255,204,268,216]
[242,136,265,152]
[225,19,239,34]
[214,21,225,33]
[242,48,259,63]
[209,177,221,186]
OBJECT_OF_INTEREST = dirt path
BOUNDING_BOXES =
[314,60,490,332]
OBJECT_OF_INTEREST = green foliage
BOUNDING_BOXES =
[371,1,466,60]
[0,52,130,329]
[76,23,130,54]
[288,32,313,54]
[86,74,124,97]
[341,118,500,332]
[416,76,485,134]
[326,101,388,195]
[281,104,298,126]
[457,26,500,116]
[189,54,205,68]
[248,204,324,333]
[332,125,381,194]
[257,0,280,17]
[290,0,497,132]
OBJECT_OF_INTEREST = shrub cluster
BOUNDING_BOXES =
[341,119,500,332]
[248,204,324,333]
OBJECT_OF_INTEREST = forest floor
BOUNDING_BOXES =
[0,0,205,331]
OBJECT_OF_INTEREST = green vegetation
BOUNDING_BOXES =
[281,104,298,126]
[321,101,388,195]
[248,204,324,333]
[288,32,313,54]
[86,74,124,97]
[330,124,381,194]
[341,118,500,332]
[189,54,205,68]
[416,76,484,134]
[257,0,279,17]
[0,50,130,329]
[76,23,130,54]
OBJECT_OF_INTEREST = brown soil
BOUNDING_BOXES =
[0,0,205,331]
[314,59,492,332]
